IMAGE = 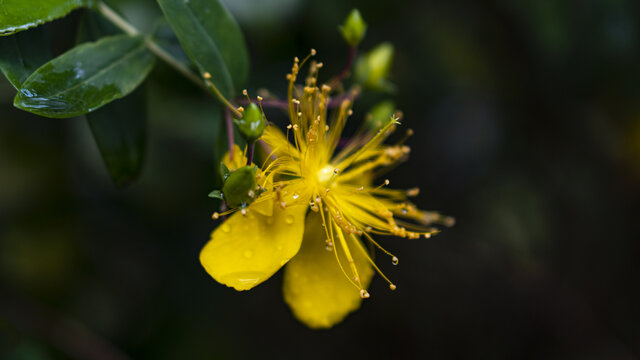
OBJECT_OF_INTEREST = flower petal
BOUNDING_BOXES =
[200,202,307,291]
[283,213,374,328]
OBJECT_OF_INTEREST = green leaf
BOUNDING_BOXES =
[151,19,192,70]
[87,87,147,187]
[77,9,147,187]
[156,0,249,98]
[0,0,91,36]
[0,26,52,89]
[14,34,155,118]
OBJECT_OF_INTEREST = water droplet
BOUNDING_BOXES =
[221,224,231,233]
[292,193,299,199]
[359,289,370,299]
[285,215,295,224]
[401,208,408,215]
[392,256,399,265]
[243,250,254,259]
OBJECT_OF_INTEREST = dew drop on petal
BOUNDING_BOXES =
[292,193,299,199]
[285,215,294,224]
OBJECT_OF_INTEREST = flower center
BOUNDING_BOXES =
[316,164,335,186]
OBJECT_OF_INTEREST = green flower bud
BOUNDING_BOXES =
[233,103,266,143]
[366,101,396,131]
[340,9,367,47]
[221,165,259,208]
[354,42,395,91]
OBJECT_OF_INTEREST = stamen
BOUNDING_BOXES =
[335,222,363,289]
[352,233,396,292]
[406,187,420,197]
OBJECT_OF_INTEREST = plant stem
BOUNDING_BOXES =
[97,2,137,36]
[97,1,241,118]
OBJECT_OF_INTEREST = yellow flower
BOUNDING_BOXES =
[200,53,453,329]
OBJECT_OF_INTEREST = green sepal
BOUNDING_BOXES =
[208,190,223,199]
[221,163,231,181]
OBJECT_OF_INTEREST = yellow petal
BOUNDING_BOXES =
[283,213,374,329]
[221,144,246,171]
[200,202,307,291]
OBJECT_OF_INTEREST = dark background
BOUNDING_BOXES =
[2,0,640,359]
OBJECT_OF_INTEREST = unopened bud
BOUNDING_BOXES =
[221,166,259,208]
[340,9,367,47]
[354,42,395,91]
[365,100,396,131]
[233,102,266,143]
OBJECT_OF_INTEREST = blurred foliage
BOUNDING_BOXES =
[1,0,640,359]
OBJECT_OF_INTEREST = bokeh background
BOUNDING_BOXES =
[2,0,640,359]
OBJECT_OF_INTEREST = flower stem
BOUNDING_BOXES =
[329,46,357,89]
[224,108,235,159]
[97,1,241,118]
[236,97,288,110]
[246,142,255,165]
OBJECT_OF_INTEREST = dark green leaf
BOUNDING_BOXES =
[156,0,249,98]
[76,9,121,44]
[0,26,52,89]
[151,19,192,69]
[14,34,155,118]
[87,87,147,187]
[0,0,90,36]
[76,9,147,187]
